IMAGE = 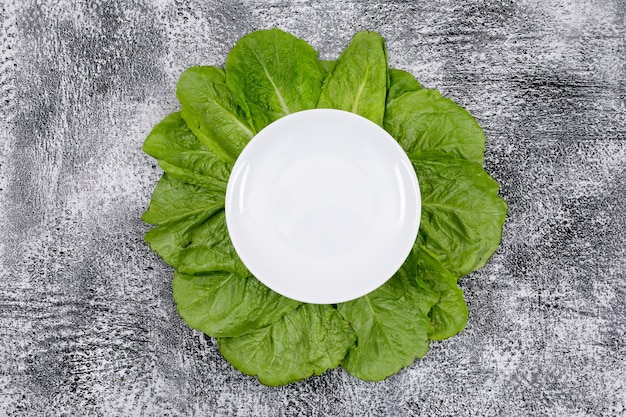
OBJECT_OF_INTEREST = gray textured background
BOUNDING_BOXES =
[1,0,625,416]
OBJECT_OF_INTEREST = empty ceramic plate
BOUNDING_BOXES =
[225,109,420,304]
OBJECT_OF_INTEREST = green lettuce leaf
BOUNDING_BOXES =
[320,59,335,75]
[386,68,422,104]
[413,157,507,278]
[225,29,325,132]
[219,304,356,386]
[172,272,300,338]
[143,175,248,276]
[337,267,439,381]
[176,66,254,163]
[400,244,469,340]
[143,112,231,190]
[318,31,388,125]
[384,89,485,164]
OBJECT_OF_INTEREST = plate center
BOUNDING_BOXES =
[271,154,375,258]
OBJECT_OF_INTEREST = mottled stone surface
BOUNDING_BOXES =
[1,0,625,415]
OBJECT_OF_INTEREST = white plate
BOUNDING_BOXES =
[225,109,420,304]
